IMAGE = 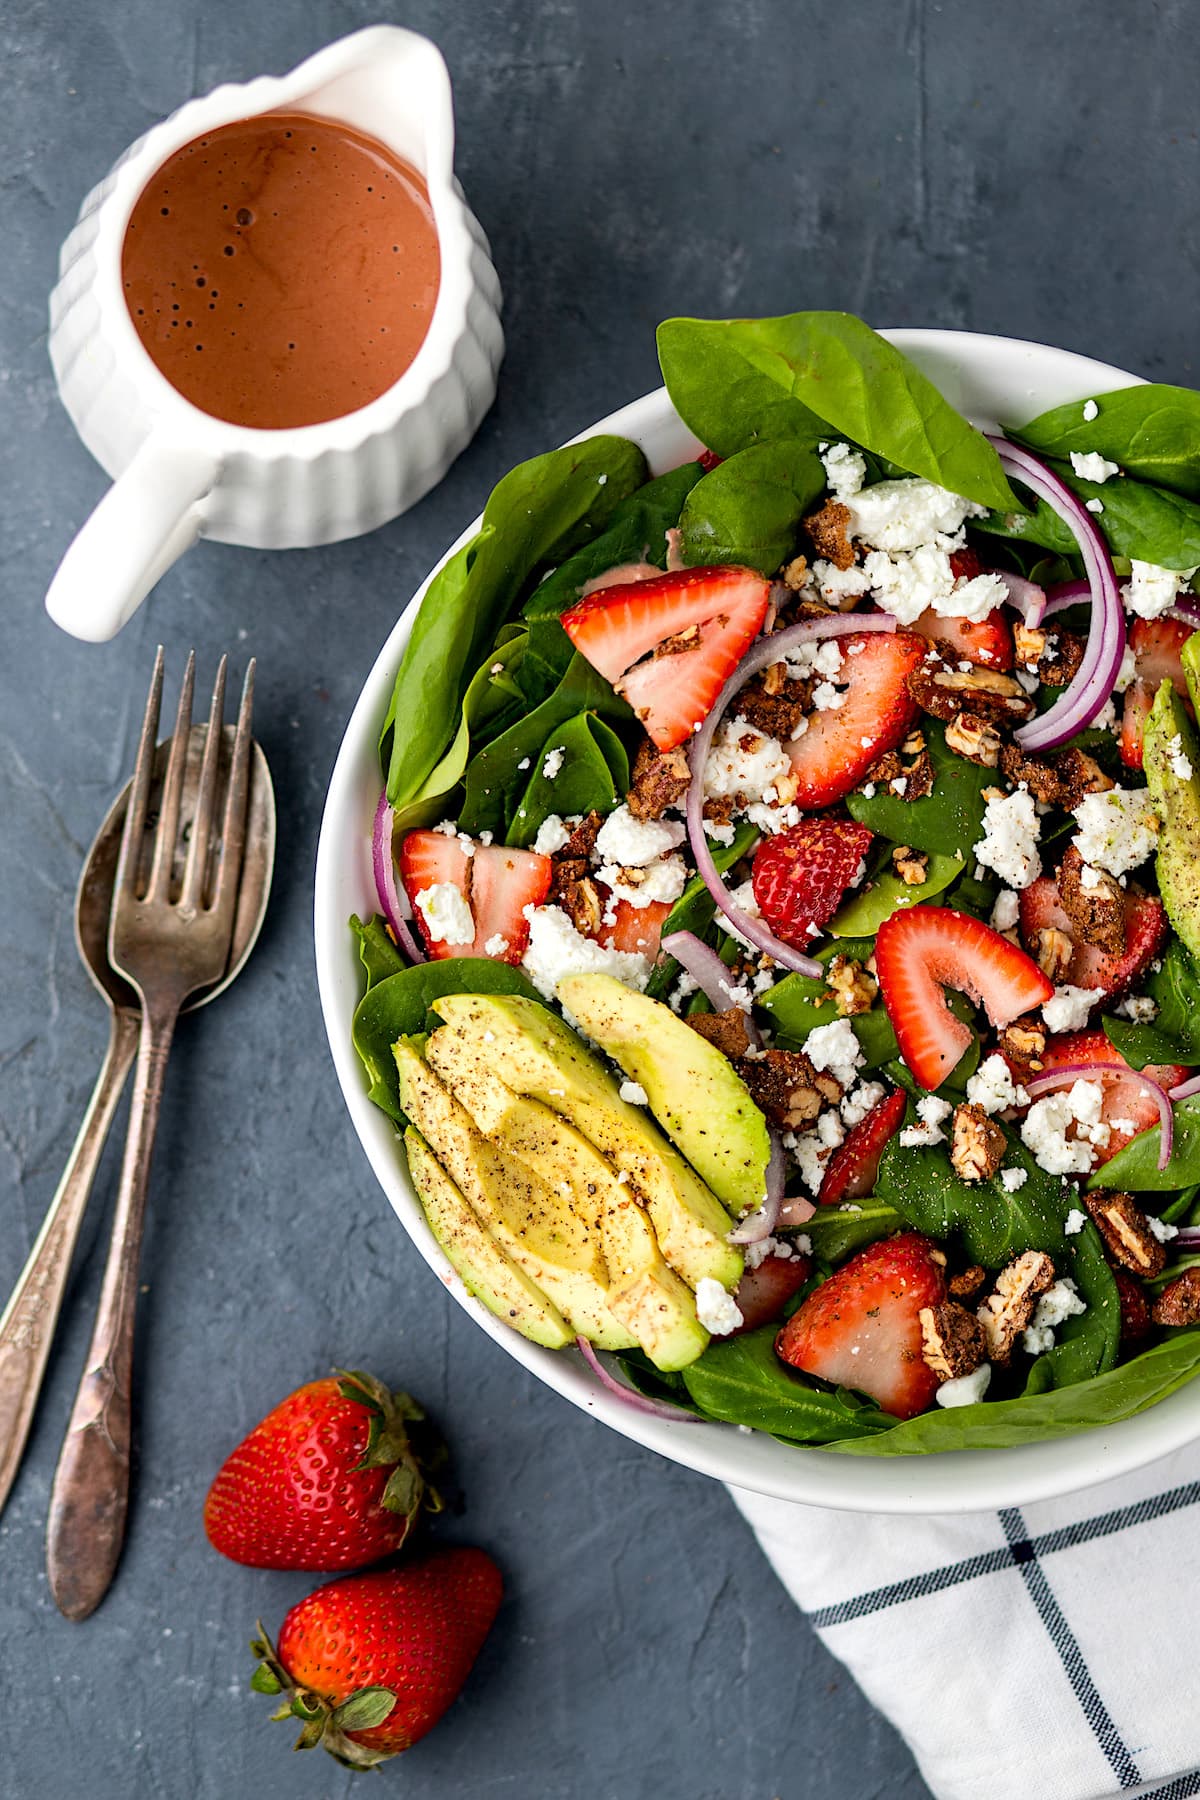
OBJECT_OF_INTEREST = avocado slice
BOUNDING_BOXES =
[1143,679,1200,961]
[425,1028,709,1370]
[394,1041,634,1350]
[429,992,742,1290]
[405,1128,571,1349]
[556,975,771,1219]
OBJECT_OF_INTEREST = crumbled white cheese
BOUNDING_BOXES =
[811,680,844,712]
[1086,498,1104,515]
[619,1080,649,1106]
[966,1053,1027,1116]
[517,756,532,772]
[804,1019,865,1088]
[1070,450,1120,483]
[820,441,867,500]
[1148,1213,1179,1244]
[1083,399,1099,422]
[695,1277,744,1337]
[483,933,510,958]
[857,544,1006,627]
[542,745,566,781]
[900,1094,953,1148]
[1000,1166,1028,1193]
[667,970,699,1015]
[1021,1080,1108,1175]
[744,1235,796,1270]
[1113,993,1158,1024]
[414,882,475,946]
[533,813,572,856]
[841,1080,886,1127]
[1042,984,1103,1033]
[990,888,1021,932]
[1023,1278,1087,1354]
[598,853,688,910]
[809,560,872,605]
[936,1364,992,1408]
[817,1109,846,1150]
[1072,786,1159,877]
[520,904,650,998]
[1124,559,1198,620]
[784,637,845,682]
[844,477,985,553]
[1167,732,1194,781]
[1064,1207,1087,1235]
[788,1129,829,1194]
[974,786,1042,888]
[702,721,790,809]
[594,804,686,867]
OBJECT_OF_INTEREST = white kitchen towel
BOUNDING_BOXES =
[730,1445,1200,1800]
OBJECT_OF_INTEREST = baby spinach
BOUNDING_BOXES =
[831,851,961,936]
[824,1331,1200,1455]
[1087,1093,1200,1193]
[758,939,899,1067]
[352,959,546,1120]
[350,912,408,988]
[1056,463,1200,571]
[508,713,629,847]
[1011,385,1200,502]
[875,1129,1069,1266]
[679,1325,894,1441]
[382,436,647,812]
[678,440,826,574]
[804,1202,906,1264]
[972,495,1080,559]
[1102,939,1200,1069]
[846,720,992,859]
[1022,1225,1120,1393]
[657,313,1019,511]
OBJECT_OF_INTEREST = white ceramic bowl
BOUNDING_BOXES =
[316,328,1200,1513]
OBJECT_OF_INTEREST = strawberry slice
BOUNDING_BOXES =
[730,1251,813,1335]
[786,631,926,808]
[751,819,874,947]
[875,905,1054,1091]
[400,831,551,964]
[560,566,770,752]
[1018,875,1168,1002]
[595,896,672,960]
[1120,681,1155,771]
[1119,617,1195,769]
[912,607,1013,671]
[818,1088,907,1205]
[1037,1029,1185,1164]
[776,1231,947,1420]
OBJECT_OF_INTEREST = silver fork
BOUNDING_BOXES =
[45,648,255,1621]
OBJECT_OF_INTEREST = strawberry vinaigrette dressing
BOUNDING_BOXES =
[121,112,440,429]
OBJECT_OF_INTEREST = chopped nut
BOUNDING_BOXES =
[653,622,702,658]
[902,729,927,756]
[1013,621,1047,669]
[1058,844,1125,957]
[1034,926,1074,981]
[825,954,878,1016]
[901,749,935,800]
[558,875,604,937]
[948,1265,988,1302]
[1151,1266,1200,1327]
[762,660,786,696]
[946,711,1002,767]
[781,554,809,591]
[919,1302,988,1380]
[737,1048,841,1130]
[892,845,929,886]
[1002,742,1114,810]
[685,1008,753,1059]
[627,739,692,820]
[734,673,811,741]
[1053,747,1114,808]
[804,500,855,569]
[1084,1190,1169,1276]
[560,810,604,860]
[977,1250,1056,1363]
[703,794,736,830]
[1038,628,1087,687]
[908,662,1035,726]
[998,1022,1046,1069]
[950,1103,1006,1183]
[548,855,589,904]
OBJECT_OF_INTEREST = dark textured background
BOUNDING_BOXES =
[2,3,1197,1795]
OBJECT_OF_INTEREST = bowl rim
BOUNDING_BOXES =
[315,325,1200,1514]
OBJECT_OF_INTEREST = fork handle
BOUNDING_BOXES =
[0,1007,140,1522]
[46,1000,179,1620]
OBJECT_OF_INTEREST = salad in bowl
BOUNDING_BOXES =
[330,312,1200,1478]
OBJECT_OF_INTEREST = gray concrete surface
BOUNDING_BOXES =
[2,2,1197,1795]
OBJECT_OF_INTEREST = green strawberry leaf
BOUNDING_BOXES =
[250,1664,282,1696]
[332,1687,397,1733]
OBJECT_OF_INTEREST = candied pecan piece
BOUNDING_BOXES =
[733,671,812,741]
[919,1302,988,1380]
[946,712,1002,767]
[654,622,703,658]
[892,845,929,886]
[548,855,589,905]
[864,749,903,787]
[1058,844,1125,957]
[826,954,877,1016]
[737,1048,841,1130]
[950,1103,1006,1183]
[977,1251,1056,1363]
[557,875,604,937]
[1084,1190,1169,1277]
[1151,1266,1200,1326]
[1051,747,1113,809]
[804,500,855,569]
[561,810,605,860]
[1033,926,1074,981]
[1038,628,1087,687]
[686,1007,754,1059]
[901,749,935,800]
[627,738,692,820]
[998,1022,1046,1069]
[908,662,1035,726]
[1113,1267,1154,1344]
[948,1265,988,1302]
[781,554,809,591]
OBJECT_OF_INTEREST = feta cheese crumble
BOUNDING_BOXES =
[804,1019,865,1088]
[1149,1213,1179,1244]
[1023,1278,1087,1355]
[844,477,985,553]
[483,934,510,958]
[1083,398,1099,422]
[936,1364,991,1408]
[1042,984,1103,1033]
[520,905,650,999]
[533,813,572,856]
[695,1277,744,1337]
[1071,786,1158,877]
[542,745,566,781]
[900,1095,953,1148]
[1021,1080,1108,1175]
[1124,560,1199,621]
[1070,450,1120,483]
[598,853,688,910]
[1167,732,1194,781]
[1064,1208,1087,1235]
[1000,1166,1028,1193]
[966,1053,1027,1116]
[414,882,475,946]
[618,1080,649,1107]
[594,804,686,867]
[990,888,1021,932]
[820,441,867,500]
[841,1080,886,1127]
[974,786,1042,888]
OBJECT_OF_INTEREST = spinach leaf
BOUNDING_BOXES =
[1102,938,1200,1069]
[351,912,408,989]
[1023,1224,1120,1393]
[353,960,545,1119]
[831,851,961,936]
[846,720,992,858]
[678,440,826,574]
[383,436,647,810]
[657,313,1019,511]
[825,1331,1200,1455]
[680,1325,894,1441]
[458,654,633,840]
[508,713,629,847]
[758,939,898,1067]
[804,1202,906,1264]
[1010,385,1200,503]
[1086,1093,1200,1193]
[1056,462,1200,572]
[875,1128,1068,1265]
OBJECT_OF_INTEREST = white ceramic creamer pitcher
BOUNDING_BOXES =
[46,26,503,642]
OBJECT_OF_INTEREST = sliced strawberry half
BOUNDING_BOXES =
[818,1088,907,1205]
[730,1251,813,1335]
[875,905,1054,1091]
[1037,1029,1185,1164]
[912,607,1013,672]
[595,896,673,961]
[1018,875,1168,1002]
[785,631,926,808]
[400,831,551,964]
[1120,617,1194,769]
[776,1231,946,1420]
[1120,681,1155,771]
[750,819,874,948]
[560,565,770,751]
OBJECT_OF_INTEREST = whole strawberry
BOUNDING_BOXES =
[205,1369,441,1571]
[251,1551,503,1768]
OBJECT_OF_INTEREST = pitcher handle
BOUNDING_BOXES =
[45,437,219,642]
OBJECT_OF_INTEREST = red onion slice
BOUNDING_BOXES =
[727,1131,787,1243]
[372,792,424,964]
[1168,1073,1200,1102]
[575,1336,701,1421]
[778,1193,817,1229]
[1168,596,1200,630]
[988,440,1125,752]
[1170,1226,1200,1249]
[1024,1062,1173,1171]
[993,569,1047,625]
[685,613,897,981]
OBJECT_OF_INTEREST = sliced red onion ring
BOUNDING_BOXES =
[993,569,1047,625]
[988,439,1125,752]
[1168,1073,1200,1102]
[1170,1227,1200,1249]
[778,1193,817,1229]
[685,613,897,980]
[1040,578,1091,617]
[1024,1062,1173,1171]
[660,929,764,1048]
[727,1131,787,1244]
[575,1336,700,1421]
[372,792,424,964]
[1168,595,1200,630]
